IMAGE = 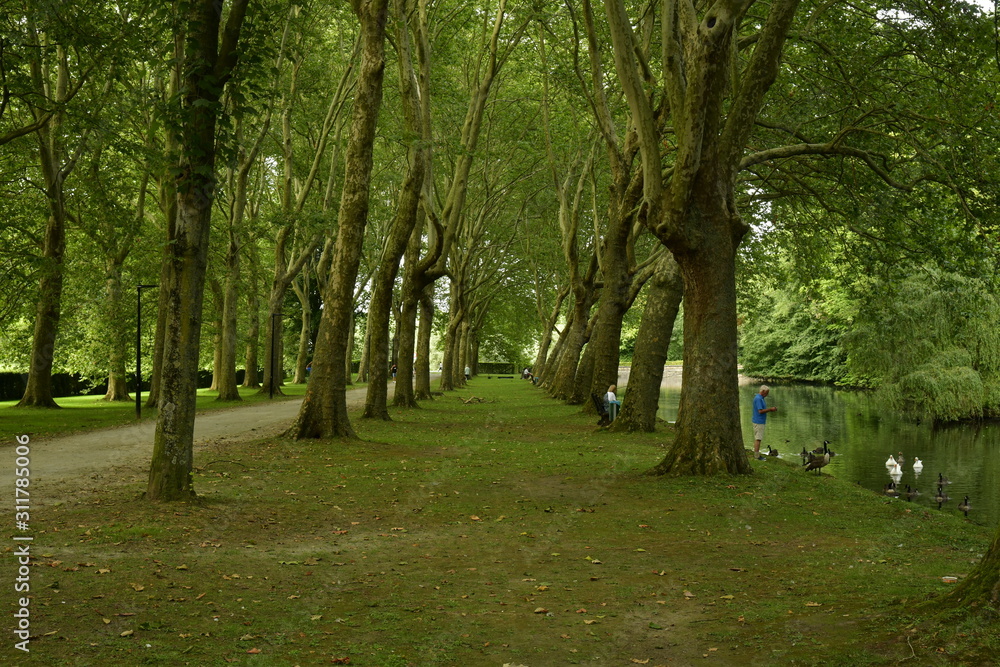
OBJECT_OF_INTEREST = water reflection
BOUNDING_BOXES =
[656,383,1000,527]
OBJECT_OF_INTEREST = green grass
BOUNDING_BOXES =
[11,379,997,666]
[0,382,328,442]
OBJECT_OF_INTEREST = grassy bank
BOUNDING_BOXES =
[0,383,315,442]
[11,379,995,666]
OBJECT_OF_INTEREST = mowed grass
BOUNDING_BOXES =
[0,383,314,442]
[12,379,998,666]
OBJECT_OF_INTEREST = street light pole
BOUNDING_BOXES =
[136,284,158,419]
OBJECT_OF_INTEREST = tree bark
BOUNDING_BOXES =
[648,187,750,475]
[612,254,683,432]
[102,263,131,402]
[363,0,426,419]
[288,0,389,439]
[292,270,313,384]
[414,286,434,400]
[146,0,251,501]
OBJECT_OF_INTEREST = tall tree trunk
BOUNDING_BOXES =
[393,225,423,407]
[345,307,355,383]
[243,289,261,389]
[649,191,750,475]
[364,1,426,417]
[208,278,223,392]
[146,0,251,501]
[289,0,389,439]
[215,244,242,400]
[612,254,683,432]
[18,38,75,409]
[549,290,593,401]
[414,286,434,400]
[103,263,132,402]
[292,270,312,384]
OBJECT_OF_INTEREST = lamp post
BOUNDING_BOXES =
[269,313,285,399]
[135,284,158,419]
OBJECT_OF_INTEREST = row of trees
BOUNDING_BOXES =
[4,0,1000,613]
[3,2,999,486]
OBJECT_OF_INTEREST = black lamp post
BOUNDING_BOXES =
[269,312,285,399]
[136,284,158,419]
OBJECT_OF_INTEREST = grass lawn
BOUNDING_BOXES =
[10,379,996,666]
[0,383,315,442]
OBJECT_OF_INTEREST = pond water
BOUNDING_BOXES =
[656,383,1000,528]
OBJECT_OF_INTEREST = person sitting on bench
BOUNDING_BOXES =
[605,384,621,421]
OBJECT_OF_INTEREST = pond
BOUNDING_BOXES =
[655,382,1000,529]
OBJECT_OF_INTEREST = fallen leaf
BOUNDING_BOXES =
[805,602,822,607]
[720,594,735,600]
[683,590,696,598]
[331,658,351,665]
[533,607,548,614]
[310,615,322,621]
[584,619,597,625]
[102,618,110,625]
[175,564,188,570]
[247,647,261,654]
[470,515,481,521]
[649,622,663,629]
[120,630,133,637]
[130,583,145,592]
[631,659,650,665]
[635,548,646,552]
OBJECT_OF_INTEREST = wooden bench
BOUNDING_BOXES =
[591,393,611,427]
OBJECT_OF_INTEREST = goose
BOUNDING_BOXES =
[800,447,810,460]
[958,496,971,516]
[883,481,899,498]
[938,473,951,486]
[896,452,905,467]
[934,485,950,508]
[767,445,779,457]
[811,442,827,455]
[912,458,923,473]
[804,452,830,475]
[885,455,897,468]
[889,465,903,482]
[904,485,920,501]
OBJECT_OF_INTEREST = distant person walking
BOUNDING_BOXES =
[464,365,471,381]
[752,384,777,461]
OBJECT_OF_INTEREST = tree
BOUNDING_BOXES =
[146,0,251,501]
[612,252,682,432]
[289,0,390,439]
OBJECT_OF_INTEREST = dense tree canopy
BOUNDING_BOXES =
[1,0,998,490]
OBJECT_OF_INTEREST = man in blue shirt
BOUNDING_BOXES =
[752,385,777,461]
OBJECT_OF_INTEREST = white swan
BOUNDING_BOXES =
[912,457,923,472]
[885,455,897,468]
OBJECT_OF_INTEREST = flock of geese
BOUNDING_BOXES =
[881,453,970,516]
[774,443,972,517]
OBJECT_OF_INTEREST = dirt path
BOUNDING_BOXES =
[3,387,369,500]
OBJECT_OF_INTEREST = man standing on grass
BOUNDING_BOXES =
[752,385,777,461]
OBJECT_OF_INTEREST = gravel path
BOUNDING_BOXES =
[2,386,369,504]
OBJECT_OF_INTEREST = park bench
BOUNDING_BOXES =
[591,393,611,427]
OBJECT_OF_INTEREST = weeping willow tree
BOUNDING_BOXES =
[847,268,1000,423]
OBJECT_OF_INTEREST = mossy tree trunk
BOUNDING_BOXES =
[940,523,1000,611]
[288,0,389,439]
[146,0,251,501]
[602,0,800,475]
[612,254,683,433]
[364,0,427,419]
